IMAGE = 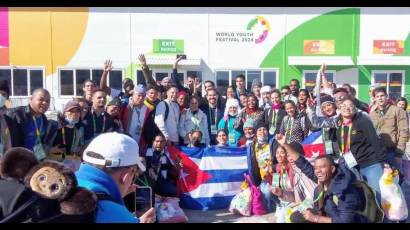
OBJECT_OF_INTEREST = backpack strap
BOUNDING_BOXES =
[0,195,40,223]
[164,101,169,121]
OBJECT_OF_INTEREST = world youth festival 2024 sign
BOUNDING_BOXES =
[214,16,271,44]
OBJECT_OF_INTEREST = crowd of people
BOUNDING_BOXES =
[0,54,409,223]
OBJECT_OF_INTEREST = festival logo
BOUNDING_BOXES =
[246,16,270,44]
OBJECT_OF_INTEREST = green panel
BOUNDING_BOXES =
[260,8,360,88]
[153,39,184,54]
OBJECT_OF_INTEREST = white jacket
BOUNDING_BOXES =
[154,100,180,142]
[179,108,209,145]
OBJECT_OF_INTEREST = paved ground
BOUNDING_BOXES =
[183,180,410,223]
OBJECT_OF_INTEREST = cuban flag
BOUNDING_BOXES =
[167,145,248,210]
[301,131,326,162]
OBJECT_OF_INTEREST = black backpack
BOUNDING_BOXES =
[143,101,169,146]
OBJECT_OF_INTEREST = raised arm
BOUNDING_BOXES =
[100,60,112,95]
[138,54,158,88]
[171,56,186,92]
[276,133,317,182]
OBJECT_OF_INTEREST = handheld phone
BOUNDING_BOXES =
[135,186,152,215]
[272,173,280,188]
[176,54,187,60]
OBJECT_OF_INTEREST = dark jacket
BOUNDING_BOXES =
[83,110,114,144]
[336,112,386,168]
[6,105,57,150]
[247,138,276,186]
[0,178,60,222]
[171,68,201,98]
[354,98,369,113]
[200,104,224,145]
[294,157,369,223]
[263,107,286,135]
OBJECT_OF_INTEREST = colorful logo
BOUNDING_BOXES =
[246,16,270,44]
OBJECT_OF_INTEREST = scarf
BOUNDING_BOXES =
[275,162,295,189]
[271,102,282,110]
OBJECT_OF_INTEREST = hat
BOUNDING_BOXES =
[0,80,10,98]
[83,132,146,171]
[243,118,256,130]
[320,95,335,107]
[251,79,262,88]
[107,97,122,107]
[260,86,272,94]
[134,84,146,95]
[255,120,268,131]
[64,100,81,113]
[177,90,187,97]
[162,76,172,82]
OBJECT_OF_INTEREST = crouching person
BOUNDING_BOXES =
[275,134,370,223]
[75,132,156,223]
[146,134,183,198]
[247,121,277,212]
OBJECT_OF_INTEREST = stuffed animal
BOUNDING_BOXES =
[23,161,97,216]
[0,147,97,221]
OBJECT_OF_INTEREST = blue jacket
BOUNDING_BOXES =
[218,116,243,147]
[295,157,368,223]
[75,163,139,223]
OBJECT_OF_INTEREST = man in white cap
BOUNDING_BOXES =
[75,132,156,223]
[259,85,272,109]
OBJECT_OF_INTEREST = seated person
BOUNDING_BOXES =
[216,129,228,147]
[146,134,183,197]
[275,134,369,223]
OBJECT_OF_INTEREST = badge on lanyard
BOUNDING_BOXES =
[160,155,167,164]
[33,143,46,161]
[324,140,334,155]
[281,173,289,190]
[228,133,235,144]
[211,125,217,135]
[343,151,358,169]
[269,126,276,135]
[0,144,4,158]
[135,124,142,136]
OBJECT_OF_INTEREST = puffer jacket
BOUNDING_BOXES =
[370,104,409,156]
[295,157,369,223]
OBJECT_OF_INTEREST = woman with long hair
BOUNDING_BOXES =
[280,100,312,143]
[234,95,264,131]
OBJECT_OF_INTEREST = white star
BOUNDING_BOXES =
[179,170,189,180]
[311,151,320,158]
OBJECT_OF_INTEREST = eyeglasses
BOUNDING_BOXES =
[334,95,346,101]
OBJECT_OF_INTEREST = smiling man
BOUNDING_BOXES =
[7,88,57,160]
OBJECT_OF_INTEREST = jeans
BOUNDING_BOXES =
[259,181,279,213]
[360,163,384,203]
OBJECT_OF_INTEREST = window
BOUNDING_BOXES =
[59,68,123,96]
[303,71,335,92]
[373,71,404,101]
[215,69,278,94]
[136,70,152,86]
[0,67,44,97]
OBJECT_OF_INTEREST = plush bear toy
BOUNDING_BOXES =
[0,147,97,222]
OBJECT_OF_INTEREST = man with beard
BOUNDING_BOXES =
[200,89,224,145]
[145,133,183,197]
[83,89,114,144]
[105,97,124,133]
[100,60,134,106]
[7,88,57,161]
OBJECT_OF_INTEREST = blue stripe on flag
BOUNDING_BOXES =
[301,130,321,144]
[179,146,247,158]
[180,194,235,210]
[205,169,246,183]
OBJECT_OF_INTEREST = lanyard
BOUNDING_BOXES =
[340,123,352,154]
[92,112,106,134]
[31,116,43,142]
[286,117,293,139]
[313,190,325,203]
[61,127,76,154]
[136,173,149,187]
[191,111,200,129]
[209,107,217,125]
[271,109,277,127]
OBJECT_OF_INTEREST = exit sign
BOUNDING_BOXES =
[153,39,184,53]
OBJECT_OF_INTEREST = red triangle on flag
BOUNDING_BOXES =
[167,145,212,194]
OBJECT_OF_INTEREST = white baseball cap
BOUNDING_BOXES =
[83,132,146,172]
[260,85,272,94]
